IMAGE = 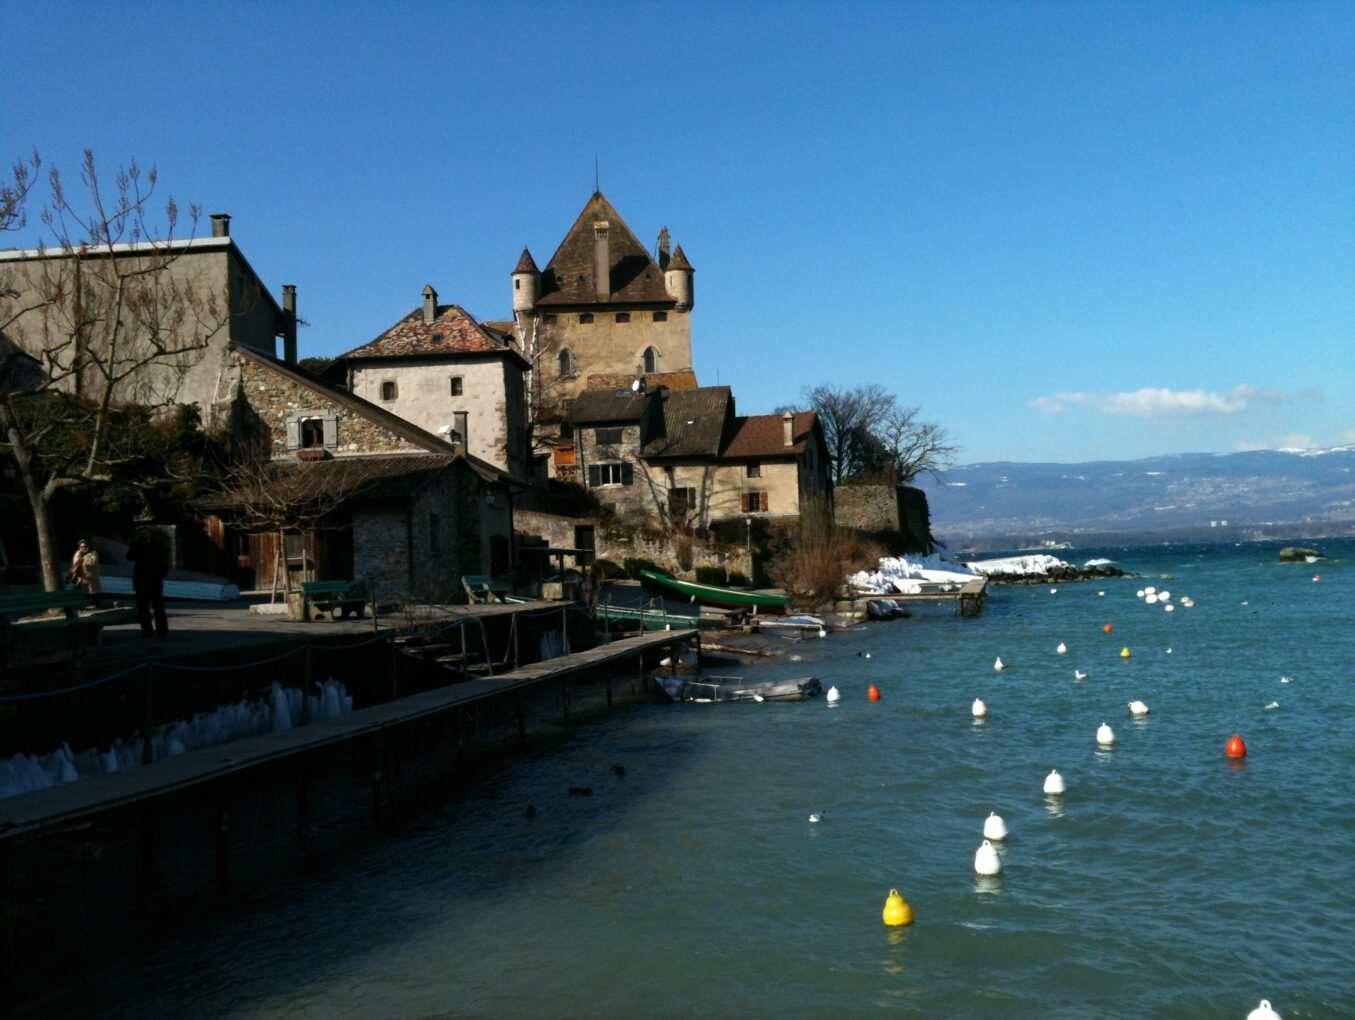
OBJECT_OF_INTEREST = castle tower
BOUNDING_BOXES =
[665,244,694,312]
[511,248,539,315]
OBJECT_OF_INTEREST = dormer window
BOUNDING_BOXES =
[300,417,325,449]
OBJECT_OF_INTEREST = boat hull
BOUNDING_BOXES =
[655,674,822,703]
[638,570,790,614]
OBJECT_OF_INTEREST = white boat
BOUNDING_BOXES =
[655,673,822,703]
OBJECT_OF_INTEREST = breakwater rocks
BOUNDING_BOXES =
[1278,546,1323,562]
[984,562,1133,585]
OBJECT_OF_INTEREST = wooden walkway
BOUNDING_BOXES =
[0,628,696,843]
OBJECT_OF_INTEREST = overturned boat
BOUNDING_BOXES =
[655,673,822,703]
[638,569,790,614]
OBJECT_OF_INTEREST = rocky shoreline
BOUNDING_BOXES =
[982,562,1135,585]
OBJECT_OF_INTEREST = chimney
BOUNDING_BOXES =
[281,284,298,365]
[657,226,671,270]
[782,411,795,447]
[593,221,610,301]
[422,284,438,324]
[210,213,231,238]
[453,410,469,454]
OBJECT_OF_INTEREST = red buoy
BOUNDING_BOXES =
[867,684,881,702]
[1103,624,1113,633]
[1225,734,1247,758]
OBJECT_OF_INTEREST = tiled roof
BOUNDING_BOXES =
[585,369,698,391]
[481,320,516,337]
[337,304,518,361]
[641,386,732,459]
[513,248,539,274]
[666,244,693,271]
[722,411,820,458]
[570,387,650,424]
[537,192,675,307]
[199,453,457,512]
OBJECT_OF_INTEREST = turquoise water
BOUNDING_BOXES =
[56,540,1355,1017]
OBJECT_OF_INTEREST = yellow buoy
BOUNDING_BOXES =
[882,888,914,926]
[1120,647,1132,658]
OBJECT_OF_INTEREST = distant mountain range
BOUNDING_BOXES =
[914,446,1355,550]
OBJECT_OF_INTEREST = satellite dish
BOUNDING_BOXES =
[631,379,641,392]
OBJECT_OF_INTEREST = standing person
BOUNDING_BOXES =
[127,528,169,639]
[70,538,102,608]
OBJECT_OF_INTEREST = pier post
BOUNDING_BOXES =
[511,617,520,669]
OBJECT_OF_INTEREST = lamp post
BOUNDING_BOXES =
[745,515,752,558]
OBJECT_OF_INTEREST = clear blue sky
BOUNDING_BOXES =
[7,1,1352,464]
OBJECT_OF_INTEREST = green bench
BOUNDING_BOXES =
[0,589,104,668]
[462,574,508,604]
[299,580,368,621]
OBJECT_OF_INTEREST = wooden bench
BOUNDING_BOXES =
[299,580,368,621]
[0,589,104,669]
[462,574,508,604]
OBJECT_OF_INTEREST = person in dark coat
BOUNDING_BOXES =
[127,528,169,639]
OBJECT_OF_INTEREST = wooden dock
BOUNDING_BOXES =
[0,628,697,844]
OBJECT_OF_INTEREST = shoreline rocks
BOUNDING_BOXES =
[984,562,1133,585]
[1278,546,1323,562]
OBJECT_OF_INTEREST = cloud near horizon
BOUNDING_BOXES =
[1030,385,1286,419]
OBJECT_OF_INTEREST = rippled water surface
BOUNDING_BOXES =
[55,541,1355,1018]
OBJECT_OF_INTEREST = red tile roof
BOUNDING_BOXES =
[536,192,676,307]
[513,248,539,274]
[337,304,518,361]
[722,411,820,458]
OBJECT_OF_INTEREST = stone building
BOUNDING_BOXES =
[570,384,830,531]
[328,286,530,479]
[0,214,296,412]
[508,192,697,475]
[205,345,516,596]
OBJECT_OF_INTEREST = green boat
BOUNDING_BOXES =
[638,570,791,614]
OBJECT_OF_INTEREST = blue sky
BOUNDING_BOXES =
[7,1,1352,464]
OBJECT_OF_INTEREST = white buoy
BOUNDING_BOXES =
[826,685,841,704]
[1280,675,1293,684]
[1264,701,1279,710]
[972,697,988,719]
[1166,648,1172,654]
[993,657,1005,671]
[1097,722,1115,746]
[1146,592,1159,605]
[1247,999,1282,1020]
[1044,769,1066,795]
[1074,670,1088,681]
[1056,642,1067,655]
[974,839,1002,875]
[983,811,1008,841]
[1159,590,1171,600]
[1049,587,1058,595]
[808,812,823,823]
[1164,603,1175,613]
[1144,585,1157,596]
[1098,591,1105,596]
[1128,700,1149,716]
[1136,589,1146,598]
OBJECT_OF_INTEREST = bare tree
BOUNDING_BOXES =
[803,383,895,484]
[877,403,956,483]
[0,151,228,590]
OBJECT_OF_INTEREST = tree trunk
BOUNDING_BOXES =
[1,401,64,591]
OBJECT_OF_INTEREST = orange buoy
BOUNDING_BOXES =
[1103,624,1113,633]
[1225,733,1247,758]
[867,683,881,702]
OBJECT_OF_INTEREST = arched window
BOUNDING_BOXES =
[642,347,660,374]
[557,348,575,378]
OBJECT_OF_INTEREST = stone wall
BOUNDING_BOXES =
[515,508,753,579]
[833,483,935,554]
[533,309,692,402]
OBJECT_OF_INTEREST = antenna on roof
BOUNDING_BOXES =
[594,155,600,194]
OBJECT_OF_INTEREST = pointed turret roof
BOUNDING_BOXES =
[513,247,539,274]
[537,192,675,307]
[666,244,693,271]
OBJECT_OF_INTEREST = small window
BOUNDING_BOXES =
[653,311,668,322]
[668,487,697,516]
[741,492,769,513]
[557,348,575,378]
[642,347,660,373]
[588,462,634,487]
[746,461,762,478]
[430,513,442,555]
[615,312,630,323]
[450,376,463,396]
[299,417,325,449]
[543,313,557,324]
[380,381,397,401]
[514,279,521,291]
[579,313,594,324]
[595,427,623,446]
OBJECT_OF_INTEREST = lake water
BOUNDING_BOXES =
[46,540,1355,1018]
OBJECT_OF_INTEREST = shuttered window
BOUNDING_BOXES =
[741,492,769,513]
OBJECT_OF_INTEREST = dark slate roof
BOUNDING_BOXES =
[666,244,693,271]
[336,303,526,366]
[536,192,675,307]
[585,369,698,391]
[570,386,650,424]
[641,386,732,459]
[198,453,459,513]
[229,345,519,486]
[722,411,820,459]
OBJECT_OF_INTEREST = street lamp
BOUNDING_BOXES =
[745,516,752,556]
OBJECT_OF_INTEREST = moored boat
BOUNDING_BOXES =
[655,673,822,703]
[638,570,790,614]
